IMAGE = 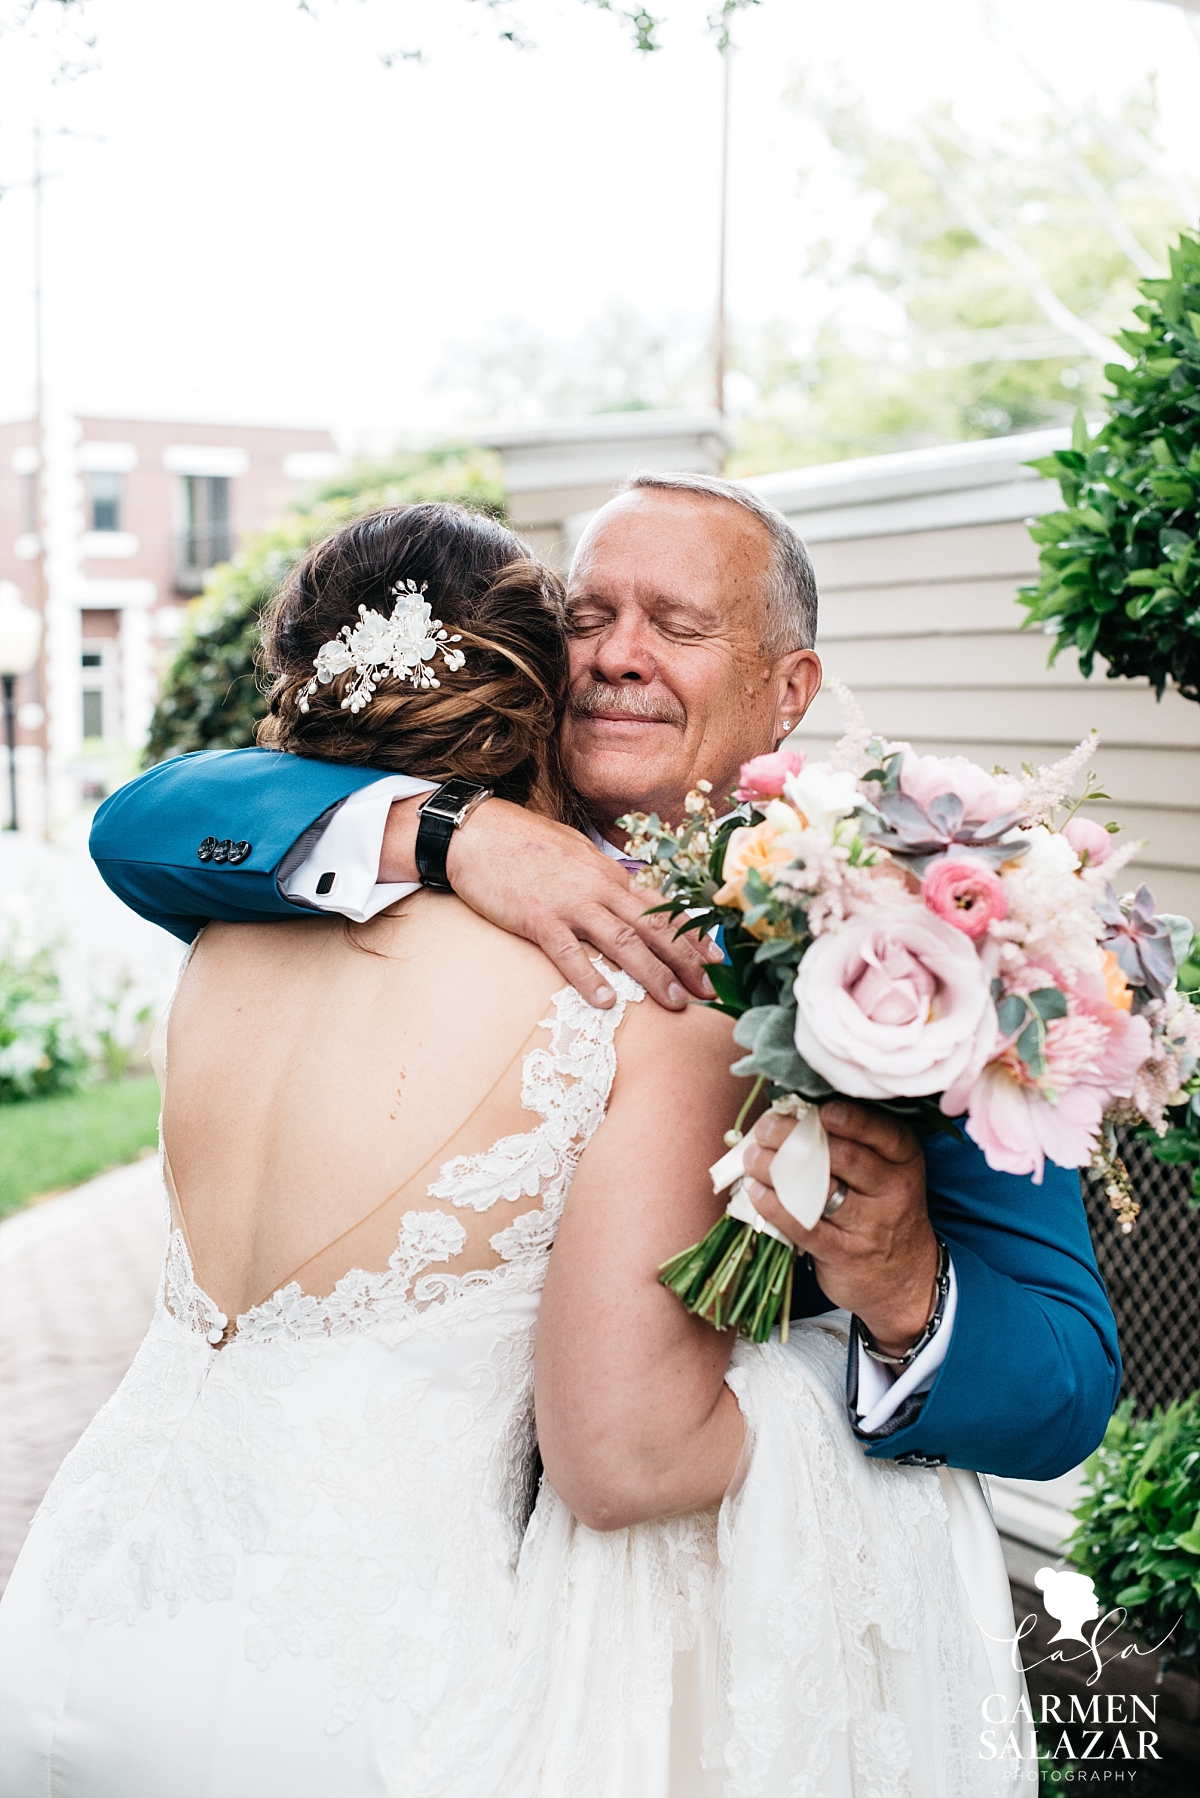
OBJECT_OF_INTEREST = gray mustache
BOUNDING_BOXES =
[569,683,685,727]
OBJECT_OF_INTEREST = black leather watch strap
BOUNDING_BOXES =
[415,780,492,892]
[415,806,457,891]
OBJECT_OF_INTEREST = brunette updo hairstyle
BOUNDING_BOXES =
[258,503,578,818]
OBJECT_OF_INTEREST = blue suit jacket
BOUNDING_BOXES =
[91,747,1122,1480]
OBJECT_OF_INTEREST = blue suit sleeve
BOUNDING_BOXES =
[863,1131,1121,1478]
[89,748,393,942]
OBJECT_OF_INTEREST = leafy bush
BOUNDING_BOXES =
[145,448,506,763]
[1067,1393,1200,1671]
[1019,228,1200,703]
[0,943,85,1104]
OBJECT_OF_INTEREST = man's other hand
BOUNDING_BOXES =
[742,1100,940,1356]
[379,794,721,1012]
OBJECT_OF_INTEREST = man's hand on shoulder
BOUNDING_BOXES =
[379,794,721,1012]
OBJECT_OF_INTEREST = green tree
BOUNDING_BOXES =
[1019,228,1200,704]
[144,448,505,763]
[729,80,1192,474]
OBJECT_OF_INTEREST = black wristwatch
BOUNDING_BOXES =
[415,780,493,891]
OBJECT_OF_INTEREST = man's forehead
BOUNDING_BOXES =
[568,488,770,598]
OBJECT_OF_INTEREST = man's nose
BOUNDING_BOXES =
[588,613,656,685]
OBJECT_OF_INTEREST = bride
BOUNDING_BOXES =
[0,503,1023,1797]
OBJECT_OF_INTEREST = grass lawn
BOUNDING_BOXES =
[0,1075,161,1220]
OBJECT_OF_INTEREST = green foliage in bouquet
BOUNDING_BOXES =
[1067,1393,1200,1672]
[1019,228,1200,704]
[1139,930,1200,1204]
[145,449,506,764]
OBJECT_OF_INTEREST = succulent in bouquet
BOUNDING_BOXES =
[619,684,1200,1345]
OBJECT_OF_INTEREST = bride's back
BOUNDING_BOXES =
[163,895,569,1325]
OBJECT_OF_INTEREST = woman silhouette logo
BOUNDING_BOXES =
[1035,1567,1101,1643]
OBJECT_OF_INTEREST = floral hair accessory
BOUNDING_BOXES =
[297,579,465,716]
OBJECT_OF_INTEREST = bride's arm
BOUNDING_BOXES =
[535,1002,748,1532]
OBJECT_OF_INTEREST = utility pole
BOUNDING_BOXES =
[32,121,51,834]
[714,39,733,416]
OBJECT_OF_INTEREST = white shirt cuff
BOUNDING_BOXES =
[853,1255,958,1436]
[279,774,436,922]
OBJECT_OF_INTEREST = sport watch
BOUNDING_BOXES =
[415,779,493,891]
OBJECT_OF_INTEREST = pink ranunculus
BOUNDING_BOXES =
[1062,817,1115,868]
[922,856,1008,940]
[735,747,807,804]
[897,749,1024,825]
[792,906,996,1100]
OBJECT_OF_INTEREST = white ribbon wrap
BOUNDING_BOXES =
[709,1095,832,1236]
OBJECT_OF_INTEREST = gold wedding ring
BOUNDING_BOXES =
[822,1178,849,1219]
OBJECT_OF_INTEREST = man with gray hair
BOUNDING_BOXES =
[91,474,1120,1480]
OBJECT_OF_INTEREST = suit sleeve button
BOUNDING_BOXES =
[211,839,231,864]
[228,841,252,865]
[197,837,218,861]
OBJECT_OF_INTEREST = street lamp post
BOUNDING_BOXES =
[0,583,44,832]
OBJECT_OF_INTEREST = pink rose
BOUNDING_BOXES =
[735,747,807,804]
[897,749,1023,825]
[792,906,996,1100]
[922,857,1008,940]
[1062,817,1115,868]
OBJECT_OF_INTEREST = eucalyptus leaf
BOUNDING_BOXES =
[1028,987,1068,1021]
[997,995,1028,1036]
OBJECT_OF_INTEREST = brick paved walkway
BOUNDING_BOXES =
[0,1158,166,1592]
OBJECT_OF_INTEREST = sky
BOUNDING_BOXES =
[1,0,1197,449]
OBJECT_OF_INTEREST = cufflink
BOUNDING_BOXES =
[894,1452,947,1468]
[315,871,336,895]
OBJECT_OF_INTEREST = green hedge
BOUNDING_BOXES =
[1019,227,1200,703]
[1067,1393,1200,1671]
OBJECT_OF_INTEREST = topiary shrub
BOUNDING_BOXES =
[1067,1392,1200,1673]
[145,449,506,764]
[1019,227,1200,703]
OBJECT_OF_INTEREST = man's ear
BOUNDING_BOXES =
[773,650,823,739]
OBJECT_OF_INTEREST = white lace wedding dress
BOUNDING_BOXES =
[0,968,1023,1798]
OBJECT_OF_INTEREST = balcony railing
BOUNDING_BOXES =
[173,526,233,594]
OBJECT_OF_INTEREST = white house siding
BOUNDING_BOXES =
[747,436,1199,922]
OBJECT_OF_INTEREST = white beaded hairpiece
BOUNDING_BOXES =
[297,579,466,716]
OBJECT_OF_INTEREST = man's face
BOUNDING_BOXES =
[560,488,822,838]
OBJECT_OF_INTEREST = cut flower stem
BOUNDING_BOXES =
[659,1216,796,1345]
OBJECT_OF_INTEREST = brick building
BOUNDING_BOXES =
[0,410,336,829]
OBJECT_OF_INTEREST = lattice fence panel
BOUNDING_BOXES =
[1083,1133,1200,1416]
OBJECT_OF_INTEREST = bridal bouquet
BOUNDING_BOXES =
[620,684,1200,1344]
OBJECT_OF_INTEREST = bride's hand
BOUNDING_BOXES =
[741,1100,940,1357]
[379,793,721,1011]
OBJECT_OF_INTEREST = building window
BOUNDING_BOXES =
[88,471,123,533]
[81,647,107,741]
[175,475,232,592]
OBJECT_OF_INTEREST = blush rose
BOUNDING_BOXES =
[792,905,996,1100]
[897,749,1024,825]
